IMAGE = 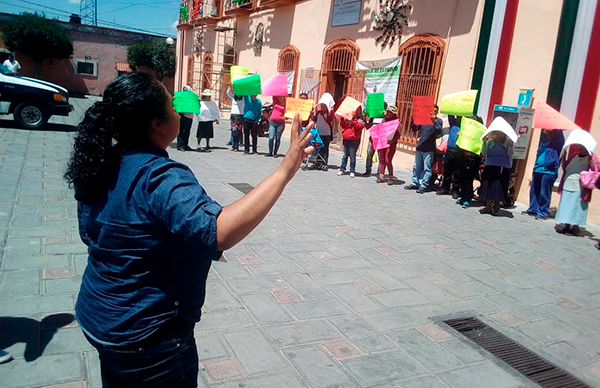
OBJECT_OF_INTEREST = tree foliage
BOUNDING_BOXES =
[127,39,176,81]
[2,13,73,75]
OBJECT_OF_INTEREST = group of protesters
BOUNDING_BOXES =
[176,85,600,240]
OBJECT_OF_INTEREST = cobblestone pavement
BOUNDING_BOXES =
[1,97,600,388]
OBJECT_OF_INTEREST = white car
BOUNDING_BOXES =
[0,64,73,129]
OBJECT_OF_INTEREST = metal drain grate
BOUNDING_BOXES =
[444,317,591,388]
[228,183,255,194]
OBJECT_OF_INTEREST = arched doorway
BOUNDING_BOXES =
[320,38,360,103]
[278,45,300,97]
[186,56,195,89]
[396,34,446,143]
[202,52,214,91]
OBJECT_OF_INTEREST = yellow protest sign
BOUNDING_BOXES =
[456,117,486,155]
[230,66,249,82]
[439,90,478,117]
[285,97,314,121]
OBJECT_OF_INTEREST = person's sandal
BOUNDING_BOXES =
[387,178,394,185]
[376,175,384,183]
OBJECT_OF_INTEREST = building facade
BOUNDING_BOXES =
[176,0,600,222]
[0,13,175,96]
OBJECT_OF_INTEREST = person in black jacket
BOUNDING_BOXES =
[405,105,443,193]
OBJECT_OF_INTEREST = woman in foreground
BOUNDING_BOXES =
[64,72,313,387]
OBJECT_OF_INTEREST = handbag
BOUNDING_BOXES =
[580,170,600,190]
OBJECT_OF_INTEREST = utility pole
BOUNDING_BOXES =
[80,0,97,26]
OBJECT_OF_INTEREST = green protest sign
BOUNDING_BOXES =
[456,117,486,154]
[230,66,249,82]
[439,90,478,117]
[366,93,385,118]
[232,74,262,96]
[173,91,200,114]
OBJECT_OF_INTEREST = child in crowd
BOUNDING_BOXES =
[376,105,400,185]
[230,116,242,152]
[405,105,443,193]
[338,105,365,178]
[479,131,514,215]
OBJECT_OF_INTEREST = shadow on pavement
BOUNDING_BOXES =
[0,313,75,362]
[0,119,78,133]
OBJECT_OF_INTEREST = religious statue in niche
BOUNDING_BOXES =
[373,0,412,49]
[254,23,264,55]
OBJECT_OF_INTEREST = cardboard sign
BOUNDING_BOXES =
[533,100,581,131]
[262,74,289,96]
[173,91,200,114]
[369,119,399,151]
[562,129,597,156]
[366,93,385,118]
[439,90,478,117]
[481,116,518,143]
[335,96,362,120]
[230,66,249,82]
[456,118,486,155]
[285,97,314,121]
[412,95,435,125]
[232,74,262,96]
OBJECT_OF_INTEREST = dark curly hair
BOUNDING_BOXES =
[64,72,169,202]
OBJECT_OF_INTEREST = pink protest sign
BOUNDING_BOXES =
[261,74,288,96]
[369,119,399,150]
[335,96,362,120]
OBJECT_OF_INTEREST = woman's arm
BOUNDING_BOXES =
[216,115,314,250]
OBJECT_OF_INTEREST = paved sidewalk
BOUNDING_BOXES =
[1,99,600,388]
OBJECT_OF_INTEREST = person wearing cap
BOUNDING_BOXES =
[196,89,220,151]
[375,105,399,185]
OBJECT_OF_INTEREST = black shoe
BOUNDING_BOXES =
[364,172,371,177]
[265,153,273,157]
[535,215,547,220]
[243,151,251,155]
[417,188,426,194]
[451,192,460,200]
[184,146,193,151]
[436,189,449,196]
[404,184,419,190]
[521,211,535,216]
[226,141,232,146]
[177,147,186,151]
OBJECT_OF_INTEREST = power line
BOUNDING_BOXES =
[11,0,176,36]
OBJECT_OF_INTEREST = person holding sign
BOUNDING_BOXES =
[177,85,195,151]
[310,97,336,169]
[522,130,565,220]
[63,72,316,387]
[376,105,400,185]
[243,95,262,154]
[337,105,365,178]
[455,116,485,208]
[405,105,443,193]
[267,96,286,157]
[479,132,514,215]
[196,89,221,151]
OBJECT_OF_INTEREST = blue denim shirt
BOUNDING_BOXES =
[75,146,222,346]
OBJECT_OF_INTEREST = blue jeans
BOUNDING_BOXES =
[268,121,285,155]
[231,128,240,150]
[412,150,434,189]
[85,321,198,388]
[527,172,557,218]
[340,140,360,173]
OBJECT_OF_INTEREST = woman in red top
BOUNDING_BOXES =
[267,96,286,157]
[337,106,365,178]
[376,105,399,185]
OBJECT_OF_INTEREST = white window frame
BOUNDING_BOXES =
[74,58,98,77]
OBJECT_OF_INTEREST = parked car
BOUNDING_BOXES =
[0,64,73,129]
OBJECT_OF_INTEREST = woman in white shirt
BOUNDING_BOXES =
[196,89,221,151]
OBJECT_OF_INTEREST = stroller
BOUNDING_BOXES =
[301,128,328,171]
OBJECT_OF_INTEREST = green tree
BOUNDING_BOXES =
[2,13,74,77]
[127,39,175,81]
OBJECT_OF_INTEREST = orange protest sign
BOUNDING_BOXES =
[533,100,581,130]
[335,96,362,120]
[412,95,435,125]
[285,97,314,121]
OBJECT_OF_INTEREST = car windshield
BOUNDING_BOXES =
[0,64,15,76]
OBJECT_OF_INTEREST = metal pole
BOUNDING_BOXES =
[95,0,97,26]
